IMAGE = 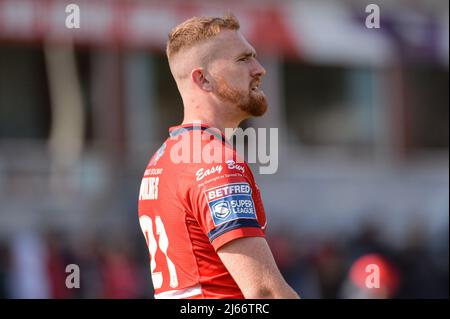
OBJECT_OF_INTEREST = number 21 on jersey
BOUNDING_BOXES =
[139,215,178,289]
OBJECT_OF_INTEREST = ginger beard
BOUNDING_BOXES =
[214,76,268,117]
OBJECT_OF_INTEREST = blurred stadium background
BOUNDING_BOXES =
[0,0,448,298]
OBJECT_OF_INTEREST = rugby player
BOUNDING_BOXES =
[138,13,299,299]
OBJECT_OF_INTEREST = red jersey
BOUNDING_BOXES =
[138,123,267,299]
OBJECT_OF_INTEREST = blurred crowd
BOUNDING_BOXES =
[267,222,449,299]
[0,220,447,299]
[0,227,152,299]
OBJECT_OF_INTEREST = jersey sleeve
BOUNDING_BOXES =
[185,158,266,251]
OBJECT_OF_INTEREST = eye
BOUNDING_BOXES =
[238,56,250,62]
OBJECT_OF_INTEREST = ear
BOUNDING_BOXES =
[191,68,213,92]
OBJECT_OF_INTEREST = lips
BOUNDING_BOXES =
[250,80,260,91]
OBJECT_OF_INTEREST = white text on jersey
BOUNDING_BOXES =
[207,183,251,200]
[196,165,223,181]
[140,177,159,200]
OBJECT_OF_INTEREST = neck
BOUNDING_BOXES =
[181,99,244,140]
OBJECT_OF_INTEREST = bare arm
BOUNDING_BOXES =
[217,236,300,299]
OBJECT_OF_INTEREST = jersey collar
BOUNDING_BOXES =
[169,123,230,146]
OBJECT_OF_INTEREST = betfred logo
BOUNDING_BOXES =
[207,183,251,200]
[205,183,256,226]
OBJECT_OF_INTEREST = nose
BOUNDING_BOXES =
[252,59,266,78]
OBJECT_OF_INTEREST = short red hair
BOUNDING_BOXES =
[166,13,240,60]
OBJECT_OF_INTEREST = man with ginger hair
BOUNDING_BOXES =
[138,13,299,299]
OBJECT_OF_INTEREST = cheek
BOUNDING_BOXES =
[229,69,250,89]
[212,63,249,89]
